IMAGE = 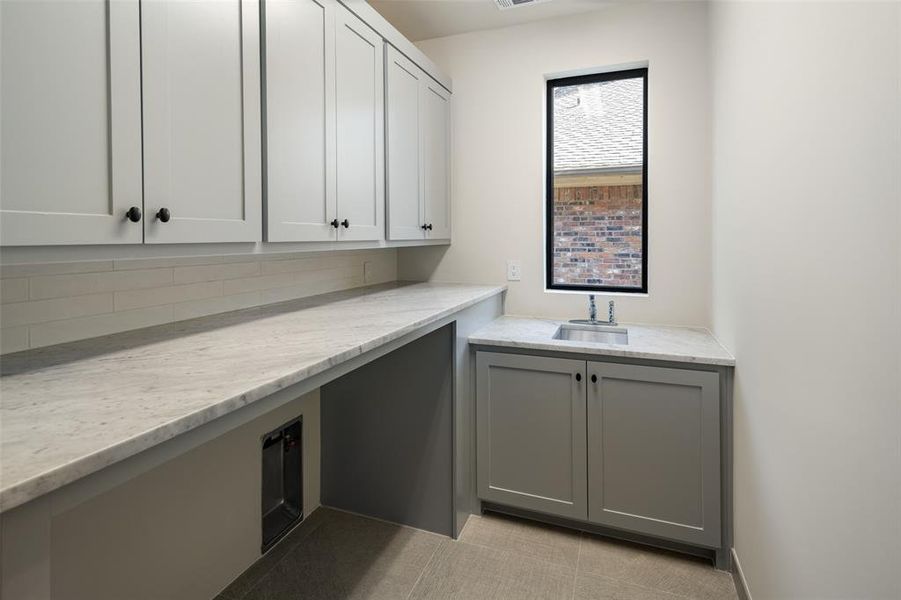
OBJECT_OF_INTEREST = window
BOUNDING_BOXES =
[545,68,648,293]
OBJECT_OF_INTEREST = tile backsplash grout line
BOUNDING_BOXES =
[0,248,398,354]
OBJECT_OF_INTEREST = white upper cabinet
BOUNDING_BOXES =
[422,80,451,240]
[263,0,336,242]
[141,0,262,244]
[385,47,424,241]
[0,0,144,246]
[2,0,448,249]
[333,5,384,241]
[263,1,384,243]
[385,46,451,242]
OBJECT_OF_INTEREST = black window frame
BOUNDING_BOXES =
[545,67,649,294]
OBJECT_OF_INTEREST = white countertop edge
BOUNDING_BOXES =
[0,284,506,513]
[467,316,735,367]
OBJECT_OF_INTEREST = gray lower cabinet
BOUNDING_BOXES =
[475,351,722,548]
[476,352,587,520]
[587,362,720,547]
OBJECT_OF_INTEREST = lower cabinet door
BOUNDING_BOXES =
[587,362,721,547]
[476,352,587,520]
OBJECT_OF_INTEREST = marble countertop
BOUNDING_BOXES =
[468,316,735,367]
[0,282,505,513]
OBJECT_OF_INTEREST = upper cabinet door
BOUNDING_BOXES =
[0,0,143,246]
[262,0,337,242]
[385,46,424,241]
[334,6,384,242]
[141,0,262,244]
[422,80,451,240]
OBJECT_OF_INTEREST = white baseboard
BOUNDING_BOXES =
[731,548,753,600]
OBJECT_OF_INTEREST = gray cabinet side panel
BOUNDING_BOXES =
[588,362,720,547]
[452,294,504,537]
[321,325,454,536]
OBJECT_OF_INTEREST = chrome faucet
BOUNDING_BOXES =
[571,295,617,326]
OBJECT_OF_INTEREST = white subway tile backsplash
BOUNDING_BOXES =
[113,255,223,271]
[114,281,223,312]
[1,293,114,328]
[260,253,360,276]
[0,326,29,354]
[0,249,397,353]
[171,291,262,322]
[172,261,260,285]
[0,278,29,304]
[258,276,362,305]
[29,305,174,348]
[222,265,360,296]
[29,269,174,300]
[0,260,113,279]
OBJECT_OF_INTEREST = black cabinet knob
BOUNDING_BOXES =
[125,206,142,223]
[341,219,349,228]
[156,207,171,223]
[427,223,433,231]
[330,219,339,228]
[591,374,598,383]
[421,223,429,230]
[576,373,582,382]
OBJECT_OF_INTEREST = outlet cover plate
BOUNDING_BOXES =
[506,260,522,281]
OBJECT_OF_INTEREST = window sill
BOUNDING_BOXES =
[544,288,649,298]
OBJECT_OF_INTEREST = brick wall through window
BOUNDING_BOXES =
[552,184,643,288]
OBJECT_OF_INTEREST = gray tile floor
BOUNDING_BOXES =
[216,508,738,600]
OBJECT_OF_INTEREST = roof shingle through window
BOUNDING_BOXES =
[553,77,644,174]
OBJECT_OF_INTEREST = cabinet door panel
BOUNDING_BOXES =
[263,0,336,242]
[423,80,451,240]
[0,0,143,245]
[588,363,720,547]
[334,7,384,242]
[385,47,424,241]
[476,352,587,520]
[141,0,261,243]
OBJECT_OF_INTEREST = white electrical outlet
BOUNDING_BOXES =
[506,260,522,281]
[363,261,373,283]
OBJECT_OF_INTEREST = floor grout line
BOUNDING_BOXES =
[576,530,730,600]
[224,508,332,600]
[570,532,584,600]
[405,538,444,600]
[452,536,579,572]
[322,504,450,540]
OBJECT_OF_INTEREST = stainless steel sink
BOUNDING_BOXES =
[553,323,629,345]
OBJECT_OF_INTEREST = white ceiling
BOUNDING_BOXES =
[368,0,613,42]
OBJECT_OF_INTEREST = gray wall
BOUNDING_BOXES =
[44,390,320,600]
[321,325,454,535]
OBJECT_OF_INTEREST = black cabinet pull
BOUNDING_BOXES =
[341,219,349,228]
[421,223,429,230]
[125,206,142,223]
[591,374,598,383]
[156,207,171,223]
[330,219,339,229]
[575,373,582,382]
[427,223,433,231]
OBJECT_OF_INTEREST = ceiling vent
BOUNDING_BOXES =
[494,0,552,10]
